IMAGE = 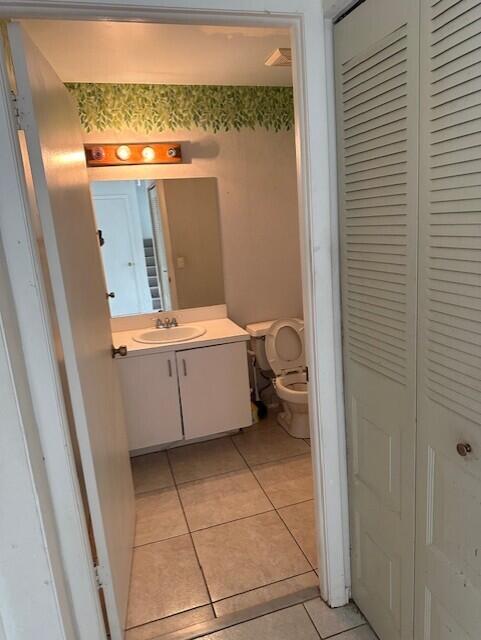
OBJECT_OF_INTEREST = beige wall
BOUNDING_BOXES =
[85,127,303,327]
[162,177,225,310]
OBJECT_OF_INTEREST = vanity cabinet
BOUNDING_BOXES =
[177,342,251,440]
[117,351,183,450]
[118,340,251,451]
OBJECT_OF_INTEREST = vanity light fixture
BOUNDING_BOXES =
[84,142,182,167]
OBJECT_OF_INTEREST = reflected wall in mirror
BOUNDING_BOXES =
[90,178,225,317]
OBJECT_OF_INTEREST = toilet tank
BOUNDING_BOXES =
[245,320,276,372]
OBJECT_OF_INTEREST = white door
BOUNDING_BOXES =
[117,352,183,451]
[91,181,152,316]
[8,24,135,639]
[415,2,481,637]
[177,342,251,439]
[335,2,419,638]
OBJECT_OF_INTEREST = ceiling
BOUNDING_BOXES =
[20,21,292,86]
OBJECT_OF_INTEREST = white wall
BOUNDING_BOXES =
[85,127,303,327]
[0,247,74,640]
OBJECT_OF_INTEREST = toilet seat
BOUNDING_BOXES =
[265,318,305,376]
[275,371,308,405]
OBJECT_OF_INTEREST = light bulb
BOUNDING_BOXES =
[116,145,131,161]
[141,146,156,162]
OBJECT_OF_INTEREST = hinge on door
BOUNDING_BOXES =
[9,92,23,130]
[94,564,103,589]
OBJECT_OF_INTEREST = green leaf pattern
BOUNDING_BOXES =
[65,83,294,133]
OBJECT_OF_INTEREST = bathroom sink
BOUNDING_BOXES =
[133,325,206,344]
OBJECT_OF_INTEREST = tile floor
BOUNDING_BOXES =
[197,598,378,639]
[126,414,377,640]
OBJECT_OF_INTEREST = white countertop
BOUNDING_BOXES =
[113,318,249,358]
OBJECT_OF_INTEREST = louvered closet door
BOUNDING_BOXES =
[334,2,419,638]
[415,2,481,638]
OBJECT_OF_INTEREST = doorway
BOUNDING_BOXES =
[0,5,345,640]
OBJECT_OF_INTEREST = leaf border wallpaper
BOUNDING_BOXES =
[66,83,294,134]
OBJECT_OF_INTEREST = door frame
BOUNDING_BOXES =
[0,0,352,634]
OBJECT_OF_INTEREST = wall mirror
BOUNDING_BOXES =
[90,177,225,317]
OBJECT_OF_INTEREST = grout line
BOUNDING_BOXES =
[185,495,316,537]
[131,431,239,462]
[302,598,373,639]
[176,496,315,538]
[174,464,247,486]
[126,604,212,634]
[134,532,188,550]
[212,569,317,610]
[165,434,248,485]
[278,505,318,572]
[173,462,251,488]
[165,453,214,609]
[302,602,371,639]
[208,602,216,623]
[231,436,278,508]
[275,507,317,572]
[231,436,316,572]
[319,623,371,639]
[238,450,311,471]
[170,460,248,487]
[158,586,321,640]
[276,496,314,509]
[232,442,312,471]
[302,602,323,639]
[133,484,176,498]
[186,507,276,535]
[248,450,313,472]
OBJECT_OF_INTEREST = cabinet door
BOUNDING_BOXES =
[117,352,182,451]
[177,342,251,439]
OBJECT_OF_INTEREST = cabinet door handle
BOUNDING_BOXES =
[167,359,172,377]
[182,359,187,376]
[112,345,128,358]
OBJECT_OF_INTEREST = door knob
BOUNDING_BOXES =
[456,442,472,457]
[106,291,115,299]
[112,345,128,358]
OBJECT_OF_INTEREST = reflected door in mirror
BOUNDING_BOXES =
[90,177,225,318]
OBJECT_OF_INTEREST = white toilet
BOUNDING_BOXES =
[246,318,309,438]
[265,318,309,438]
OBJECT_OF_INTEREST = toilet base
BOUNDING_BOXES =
[277,403,310,439]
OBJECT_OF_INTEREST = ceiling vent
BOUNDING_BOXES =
[265,48,292,67]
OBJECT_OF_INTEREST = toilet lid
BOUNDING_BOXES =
[265,318,305,375]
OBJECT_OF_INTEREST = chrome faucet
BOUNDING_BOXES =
[156,316,178,329]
